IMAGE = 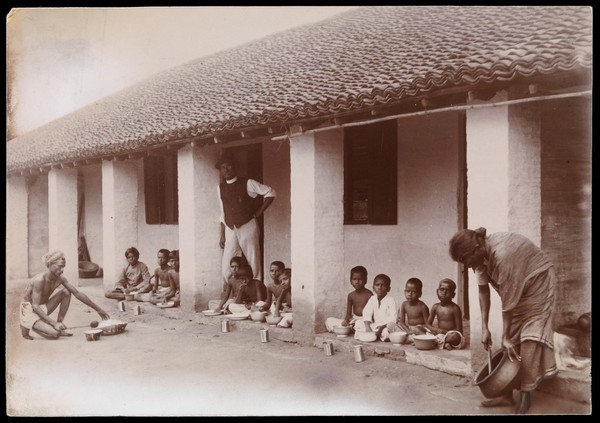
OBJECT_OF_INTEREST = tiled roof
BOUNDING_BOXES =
[7,6,592,173]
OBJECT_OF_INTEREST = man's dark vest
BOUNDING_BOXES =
[220,177,254,229]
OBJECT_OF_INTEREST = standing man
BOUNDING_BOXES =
[216,150,276,288]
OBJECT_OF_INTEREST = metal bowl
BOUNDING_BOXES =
[266,315,283,325]
[84,329,103,341]
[413,334,438,350]
[389,331,408,345]
[356,331,377,342]
[475,349,522,398]
[333,326,353,337]
[250,311,268,322]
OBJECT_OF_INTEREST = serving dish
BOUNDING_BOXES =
[413,334,438,350]
[223,313,250,321]
[96,319,127,335]
[333,326,352,337]
[356,331,377,342]
[84,329,103,341]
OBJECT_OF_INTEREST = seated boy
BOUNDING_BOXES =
[149,248,171,304]
[160,250,180,307]
[258,260,287,314]
[354,274,397,341]
[106,247,152,300]
[389,277,429,339]
[213,264,265,315]
[424,278,464,350]
[272,268,292,328]
[325,265,373,332]
[208,256,248,311]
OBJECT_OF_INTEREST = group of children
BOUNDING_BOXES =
[108,247,180,307]
[325,266,464,350]
[208,258,293,328]
[108,248,292,328]
[107,252,461,347]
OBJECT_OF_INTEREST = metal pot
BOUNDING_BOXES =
[84,329,103,341]
[475,349,522,398]
[250,311,268,322]
[388,331,408,344]
[413,334,437,350]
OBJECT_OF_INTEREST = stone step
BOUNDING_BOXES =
[314,333,473,378]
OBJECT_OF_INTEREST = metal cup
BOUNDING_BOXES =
[118,301,126,312]
[221,319,230,333]
[354,345,365,362]
[133,305,142,315]
[260,328,269,342]
[324,341,334,356]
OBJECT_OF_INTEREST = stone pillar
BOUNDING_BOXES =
[465,106,509,375]
[6,176,29,279]
[178,144,222,312]
[465,103,542,376]
[508,103,541,244]
[289,129,345,345]
[102,159,139,294]
[48,167,79,283]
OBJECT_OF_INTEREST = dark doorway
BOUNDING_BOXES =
[223,143,265,277]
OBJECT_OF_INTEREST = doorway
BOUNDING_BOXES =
[223,143,265,277]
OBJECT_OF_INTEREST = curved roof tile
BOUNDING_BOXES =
[7,6,592,172]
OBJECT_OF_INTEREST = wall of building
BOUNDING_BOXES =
[263,139,292,272]
[6,177,29,279]
[343,112,463,313]
[27,174,49,277]
[541,97,592,327]
[80,164,103,268]
[136,160,179,272]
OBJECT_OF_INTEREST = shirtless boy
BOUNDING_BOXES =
[425,278,464,350]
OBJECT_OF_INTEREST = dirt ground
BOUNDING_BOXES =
[5,278,591,416]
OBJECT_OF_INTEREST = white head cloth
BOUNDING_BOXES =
[42,250,65,267]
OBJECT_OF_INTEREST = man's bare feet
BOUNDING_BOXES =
[21,326,34,340]
[481,395,514,407]
[58,330,73,337]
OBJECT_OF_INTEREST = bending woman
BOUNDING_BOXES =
[449,227,558,414]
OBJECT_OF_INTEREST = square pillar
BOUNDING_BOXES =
[508,103,541,244]
[465,103,542,375]
[6,176,29,279]
[48,167,79,283]
[290,129,345,345]
[102,159,139,294]
[178,144,222,312]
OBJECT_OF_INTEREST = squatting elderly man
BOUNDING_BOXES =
[20,250,110,340]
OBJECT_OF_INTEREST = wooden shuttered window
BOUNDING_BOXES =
[144,154,178,224]
[344,120,397,225]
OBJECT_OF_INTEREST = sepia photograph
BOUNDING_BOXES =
[5,6,592,416]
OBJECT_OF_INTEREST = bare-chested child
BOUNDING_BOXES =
[214,264,266,315]
[325,265,373,332]
[425,278,464,350]
[258,261,288,313]
[20,250,110,340]
[395,277,429,336]
[208,256,249,312]
[150,248,171,305]
[162,250,180,307]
